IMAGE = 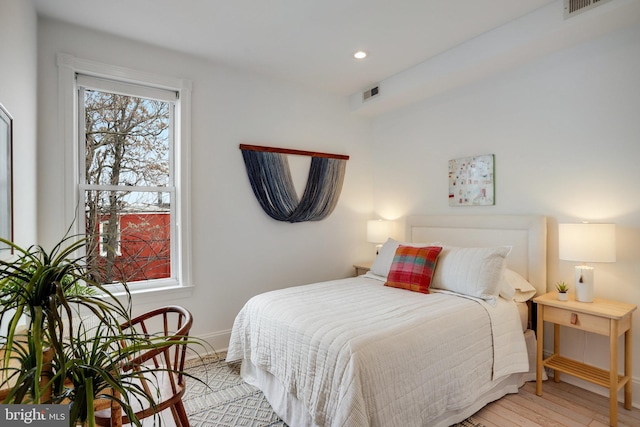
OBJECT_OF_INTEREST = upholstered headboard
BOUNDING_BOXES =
[404,215,547,295]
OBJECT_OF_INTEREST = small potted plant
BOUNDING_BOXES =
[556,281,569,301]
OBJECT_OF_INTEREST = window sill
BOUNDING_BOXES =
[102,284,195,306]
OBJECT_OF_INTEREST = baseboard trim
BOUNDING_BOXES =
[191,328,231,357]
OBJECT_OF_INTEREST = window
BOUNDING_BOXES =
[78,76,177,287]
[58,54,192,294]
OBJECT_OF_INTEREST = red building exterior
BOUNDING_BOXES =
[95,212,171,283]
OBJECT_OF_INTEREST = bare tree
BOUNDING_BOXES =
[83,90,170,284]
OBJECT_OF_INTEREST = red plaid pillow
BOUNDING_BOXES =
[385,245,443,294]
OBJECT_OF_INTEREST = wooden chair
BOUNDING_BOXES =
[94,305,193,427]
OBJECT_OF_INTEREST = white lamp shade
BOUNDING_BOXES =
[558,223,616,263]
[367,220,391,244]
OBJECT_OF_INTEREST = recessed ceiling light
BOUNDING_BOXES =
[353,51,367,59]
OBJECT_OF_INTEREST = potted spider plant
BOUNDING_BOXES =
[0,230,202,426]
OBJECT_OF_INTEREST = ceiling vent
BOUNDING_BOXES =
[564,0,613,18]
[362,85,380,102]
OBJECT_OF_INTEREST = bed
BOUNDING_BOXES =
[226,215,547,426]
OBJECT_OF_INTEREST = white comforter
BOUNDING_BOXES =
[226,276,528,426]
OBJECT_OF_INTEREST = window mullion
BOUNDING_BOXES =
[80,184,175,193]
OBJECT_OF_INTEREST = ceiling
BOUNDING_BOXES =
[34,0,556,95]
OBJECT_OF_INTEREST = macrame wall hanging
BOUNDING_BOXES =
[239,144,349,223]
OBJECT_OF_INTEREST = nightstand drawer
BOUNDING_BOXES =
[544,306,610,335]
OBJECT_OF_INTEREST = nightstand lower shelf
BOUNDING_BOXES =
[543,354,630,390]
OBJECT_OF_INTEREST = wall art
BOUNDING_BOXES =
[0,103,12,253]
[448,154,494,206]
[239,144,349,223]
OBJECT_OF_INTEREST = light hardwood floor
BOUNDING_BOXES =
[473,380,640,427]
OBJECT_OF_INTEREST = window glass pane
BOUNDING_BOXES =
[85,190,171,284]
[84,89,170,187]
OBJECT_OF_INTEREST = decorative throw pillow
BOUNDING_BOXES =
[384,245,443,294]
[370,238,439,278]
[430,245,511,302]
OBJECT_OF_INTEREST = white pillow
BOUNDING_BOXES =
[499,268,537,302]
[498,276,516,300]
[369,238,437,278]
[430,245,511,302]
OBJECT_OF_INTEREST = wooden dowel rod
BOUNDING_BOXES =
[239,144,349,160]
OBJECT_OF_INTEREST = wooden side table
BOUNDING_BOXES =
[353,261,373,276]
[534,291,637,426]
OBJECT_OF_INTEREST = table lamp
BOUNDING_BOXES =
[367,220,391,255]
[558,223,616,302]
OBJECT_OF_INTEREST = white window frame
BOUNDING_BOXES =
[57,54,193,298]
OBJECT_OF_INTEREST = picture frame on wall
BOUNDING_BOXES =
[448,154,494,206]
[0,103,13,254]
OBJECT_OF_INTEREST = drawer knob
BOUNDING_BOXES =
[571,313,578,325]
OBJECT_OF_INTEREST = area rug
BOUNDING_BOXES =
[183,354,484,427]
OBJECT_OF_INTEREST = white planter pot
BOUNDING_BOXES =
[557,292,568,301]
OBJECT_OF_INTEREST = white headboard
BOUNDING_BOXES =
[404,215,547,295]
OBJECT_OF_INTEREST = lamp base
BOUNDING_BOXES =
[574,265,594,303]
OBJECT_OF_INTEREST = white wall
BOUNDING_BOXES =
[37,18,374,350]
[371,19,640,404]
[0,0,38,247]
[30,0,640,406]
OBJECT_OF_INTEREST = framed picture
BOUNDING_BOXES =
[448,154,494,206]
[0,103,13,253]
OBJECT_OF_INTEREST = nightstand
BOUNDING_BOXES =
[534,291,637,427]
[353,261,373,276]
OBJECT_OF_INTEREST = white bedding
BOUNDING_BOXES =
[226,276,529,426]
